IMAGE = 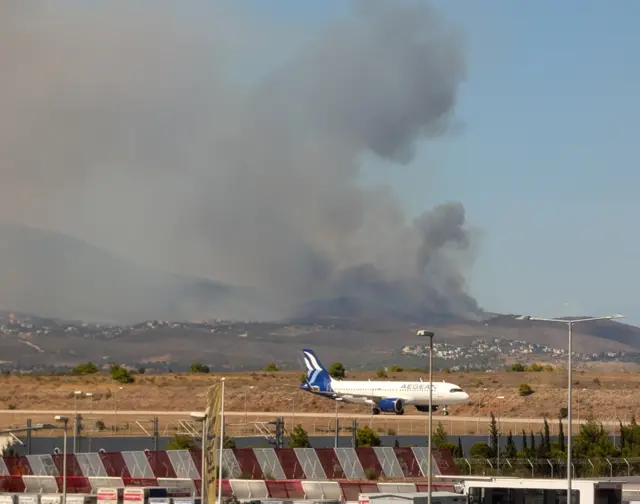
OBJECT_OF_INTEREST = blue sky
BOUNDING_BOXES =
[243,0,640,324]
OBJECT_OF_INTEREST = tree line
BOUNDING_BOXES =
[463,412,640,477]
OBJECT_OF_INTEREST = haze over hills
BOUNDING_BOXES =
[0,224,270,324]
[1,225,639,370]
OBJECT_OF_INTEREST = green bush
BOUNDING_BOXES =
[329,362,346,378]
[72,362,99,375]
[190,362,210,374]
[289,424,311,448]
[356,426,381,447]
[110,365,134,384]
[264,363,279,372]
[518,383,534,396]
[469,441,491,458]
[167,434,196,450]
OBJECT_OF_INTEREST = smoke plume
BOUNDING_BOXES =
[0,0,482,322]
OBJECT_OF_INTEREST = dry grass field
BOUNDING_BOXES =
[0,366,638,437]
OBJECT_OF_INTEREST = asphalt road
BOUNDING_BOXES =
[0,410,604,425]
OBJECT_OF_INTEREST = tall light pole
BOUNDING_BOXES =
[72,391,82,454]
[334,398,343,448]
[190,412,208,504]
[54,415,69,504]
[417,329,434,504]
[218,377,225,504]
[517,313,624,502]
[496,396,504,474]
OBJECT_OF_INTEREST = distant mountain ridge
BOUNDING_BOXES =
[0,224,266,323]
[1,224,639,369]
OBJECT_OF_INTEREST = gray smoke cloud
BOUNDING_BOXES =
[0,0,482,322]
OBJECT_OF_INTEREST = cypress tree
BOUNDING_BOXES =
[558,416,566,453]
[489,412,499,458]
[543,418,551,454]
[530,430,536,453]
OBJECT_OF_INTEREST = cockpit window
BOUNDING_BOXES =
[450,388,463,393]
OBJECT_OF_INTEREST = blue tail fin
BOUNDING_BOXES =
[301,348,333,392]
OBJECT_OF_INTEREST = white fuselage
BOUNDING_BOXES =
[328,379,469,407]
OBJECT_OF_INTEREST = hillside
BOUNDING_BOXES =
[0,224,266,323]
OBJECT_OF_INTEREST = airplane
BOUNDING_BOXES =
[299,348,470,416]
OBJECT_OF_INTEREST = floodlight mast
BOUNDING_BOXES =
[517,313,624,503]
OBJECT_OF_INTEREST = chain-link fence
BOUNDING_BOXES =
[454,457,640,479]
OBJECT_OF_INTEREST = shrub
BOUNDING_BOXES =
[72,362,99,375]
[510,363,526,372]
[356,426,381,447]
[329,362,346,378]
[167,434,196,450]
[376,370,387,378]
[264,363,279,372]
[110,365,134,384]
[388,365,404,372]
[289,425,311,448]
[469,441,491,458]
[518,383,534,396]
[190,362,210,374]
[559,407,568,419]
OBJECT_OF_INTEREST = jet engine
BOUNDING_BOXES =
[378,398,404,415]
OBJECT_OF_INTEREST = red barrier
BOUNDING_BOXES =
[0,475,25,493]
[315,448,346,479]
[55,476,92,494]
[275,448,306,480]
[265,480,306,499]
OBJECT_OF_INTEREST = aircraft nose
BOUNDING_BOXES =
[463,392,470,401]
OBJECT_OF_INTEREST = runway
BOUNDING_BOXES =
[0,409,607,425]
